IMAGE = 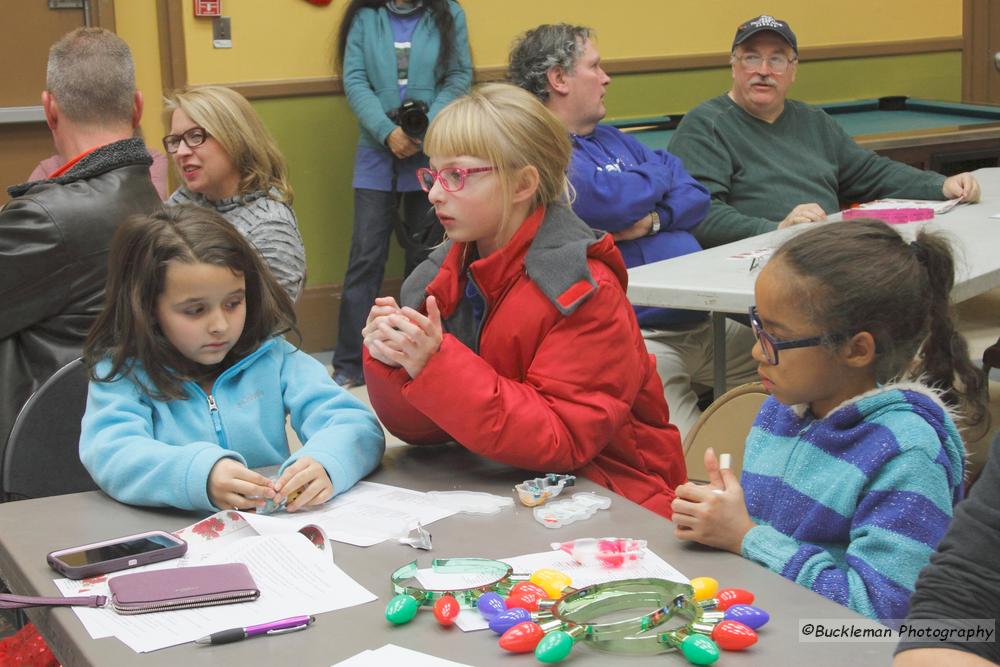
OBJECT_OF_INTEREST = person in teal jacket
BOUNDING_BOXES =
[332,0,472,389]
[80,205,385,513]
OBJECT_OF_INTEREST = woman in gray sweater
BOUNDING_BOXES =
[163,86,306,300]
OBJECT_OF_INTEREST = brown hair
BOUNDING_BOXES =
[771,219,988,429]
[84,205,299,400]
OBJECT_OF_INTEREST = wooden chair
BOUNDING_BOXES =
[1,358,97,502]
[682,382,769,482]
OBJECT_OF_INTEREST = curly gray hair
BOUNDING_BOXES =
[508,24,592,102]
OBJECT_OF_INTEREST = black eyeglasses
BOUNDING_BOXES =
[748,305,826,365]
[162,127,209,154]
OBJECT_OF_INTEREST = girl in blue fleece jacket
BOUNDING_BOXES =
[671,219,987,622]
[80,205,385,513]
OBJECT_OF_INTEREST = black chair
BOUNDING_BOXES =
[985,336,1000,382]
[1,358,97,502]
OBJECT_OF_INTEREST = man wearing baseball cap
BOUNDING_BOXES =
[669,15,981,247]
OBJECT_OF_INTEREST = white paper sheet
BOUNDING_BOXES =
[415,547,688,631]
[55,532,376,653]
[332,644,472,667]
[239,481,458,546]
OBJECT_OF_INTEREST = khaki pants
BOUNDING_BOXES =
[642,318,758,441]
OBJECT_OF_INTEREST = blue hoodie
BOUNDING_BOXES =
[741,383,965,624]
[80,338,385,512]
[567,125,710,328]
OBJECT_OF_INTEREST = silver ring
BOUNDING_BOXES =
[233,505,240,511]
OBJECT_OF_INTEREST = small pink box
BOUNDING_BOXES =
[843,207,934,224]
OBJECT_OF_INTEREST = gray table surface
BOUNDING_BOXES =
[626,166,1000,395]
[0,445,895,666]
[627,166,1000,312]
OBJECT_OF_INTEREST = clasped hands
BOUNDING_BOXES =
[208,456,332,513]
[670,447,756,554]
[362,295,443,379]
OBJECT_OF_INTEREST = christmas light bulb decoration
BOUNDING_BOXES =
[432,594,459,625]
[385,593,419,624]
[535,629,576,663]
[724,604,769,630]
[711,619,758,650]
[530,568,572,598]
[476,591,507,618]
[715,588,755,610]
[506,587,545,611]
[489,607,532,634]
[499,621,545,653]
[679,633,720,665]
[689,576,719,602]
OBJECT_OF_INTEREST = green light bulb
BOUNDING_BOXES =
[680,633,720,665]
[385,593,419,624]
[534,630,575,663]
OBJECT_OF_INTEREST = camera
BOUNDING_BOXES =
[388,99,429,139]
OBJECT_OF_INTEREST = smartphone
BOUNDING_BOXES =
[47,530,188,580]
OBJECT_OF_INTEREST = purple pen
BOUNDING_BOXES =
[195,615,315,645]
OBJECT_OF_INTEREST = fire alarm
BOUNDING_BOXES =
[194,0,222,17]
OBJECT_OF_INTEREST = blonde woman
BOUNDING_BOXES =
[163,85,305,300]
[362,84,686,518]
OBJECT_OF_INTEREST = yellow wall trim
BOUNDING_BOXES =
[224,37,962,101]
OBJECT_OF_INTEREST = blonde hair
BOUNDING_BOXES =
[423,83,572,245]
[164,86,293,204]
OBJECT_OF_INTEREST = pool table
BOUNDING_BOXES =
[611,96,1000,175]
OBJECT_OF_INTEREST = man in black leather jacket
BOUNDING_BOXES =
[0,27,161,450]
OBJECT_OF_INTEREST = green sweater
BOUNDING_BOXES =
[668,95,947,247]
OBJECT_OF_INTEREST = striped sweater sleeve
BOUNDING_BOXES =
[166,189,306,301]
[229,197,306,301]
[741,445,955,622]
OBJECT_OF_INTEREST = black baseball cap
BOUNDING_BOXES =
[732,15,797,54]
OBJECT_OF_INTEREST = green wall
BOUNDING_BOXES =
[253,51,962,288]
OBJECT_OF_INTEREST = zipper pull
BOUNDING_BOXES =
[206,394,224,442]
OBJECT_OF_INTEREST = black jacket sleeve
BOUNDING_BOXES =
[895,435,1000,662]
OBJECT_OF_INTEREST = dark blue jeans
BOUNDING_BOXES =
[333,188,440,379]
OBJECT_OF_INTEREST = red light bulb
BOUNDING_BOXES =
[716,588,754,610]
[712,620,758,651]
[507,589,544,611]
[510,581,547,598]
[499,621,544,653]
[433,595,460,625]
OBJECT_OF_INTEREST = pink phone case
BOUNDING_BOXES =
[46,530,188,580]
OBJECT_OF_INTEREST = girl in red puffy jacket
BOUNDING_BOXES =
[362,83,687,518]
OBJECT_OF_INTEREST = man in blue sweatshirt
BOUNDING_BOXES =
[509,24,758,438]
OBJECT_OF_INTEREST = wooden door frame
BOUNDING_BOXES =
[156,0,188,94]
[963,0,993,103]
[92,0,116,30]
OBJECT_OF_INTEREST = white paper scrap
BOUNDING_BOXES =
[332,644,473,666]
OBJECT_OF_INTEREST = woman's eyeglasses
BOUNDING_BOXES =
[416,166,494,193]
[748,305,826,365]
[162,127,209,154]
